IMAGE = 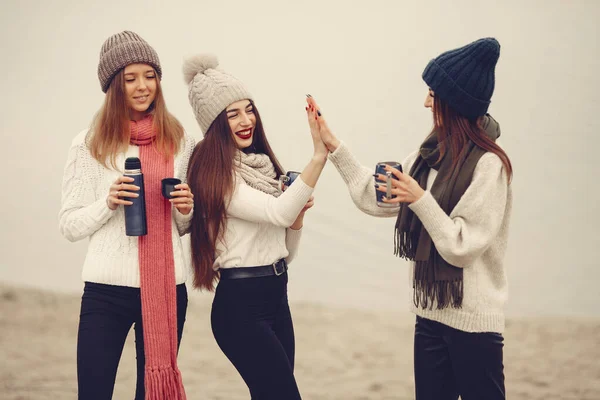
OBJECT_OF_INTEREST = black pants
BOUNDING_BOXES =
[414,316,505,400]
[211,272,301,400]
[77,282,188,400]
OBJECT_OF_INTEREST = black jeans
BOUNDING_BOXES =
[77,282,188,400]
[211,272,301,400]
[414,316,505,400]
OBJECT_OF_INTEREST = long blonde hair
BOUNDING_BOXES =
[88,68,184,168]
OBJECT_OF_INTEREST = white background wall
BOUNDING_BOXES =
[1,0,598,316]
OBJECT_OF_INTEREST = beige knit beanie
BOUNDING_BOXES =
[97,31,162,93]
[183,54,253,134]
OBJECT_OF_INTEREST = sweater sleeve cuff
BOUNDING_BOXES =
[328,141,373,187]
[285,226,303,264]
[174,207,194,234]
[291,174,316,200]
[93,197,116,224]
[408,191,450,243]
[174,207,194,223]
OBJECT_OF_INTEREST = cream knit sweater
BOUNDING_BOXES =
[59,130,195,288]
[329,142,512,333]
[214,173,314,270]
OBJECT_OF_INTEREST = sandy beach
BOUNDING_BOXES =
[1,283,599,400]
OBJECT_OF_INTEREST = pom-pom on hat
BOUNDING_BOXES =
[183,54,253,134]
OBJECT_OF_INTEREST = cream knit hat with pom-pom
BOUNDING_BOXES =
[183,54,253,134]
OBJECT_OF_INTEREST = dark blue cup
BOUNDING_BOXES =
[161,178,182,199]
[279,170,301,191]
[375,161,402,208]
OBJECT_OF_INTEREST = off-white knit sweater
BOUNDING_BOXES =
[59,130,195,287]
[214,173,314,270]
[329,142,512,333]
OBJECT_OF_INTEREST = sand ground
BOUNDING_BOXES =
[1,284,599,399]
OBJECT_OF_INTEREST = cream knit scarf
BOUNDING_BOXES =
[235,151,281,197]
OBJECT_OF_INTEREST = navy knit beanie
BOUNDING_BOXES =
[422,37,500,119]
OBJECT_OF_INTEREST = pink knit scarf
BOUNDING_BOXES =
[130,115,186,400]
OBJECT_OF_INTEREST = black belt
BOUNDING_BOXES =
[219,259,288,280]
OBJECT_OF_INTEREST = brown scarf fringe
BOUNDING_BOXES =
[396,227,464,309]
[413,260,464,310]
[394,227,418,260]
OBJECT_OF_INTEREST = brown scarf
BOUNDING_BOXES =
[130,115,186,399]
[394,115,500,310]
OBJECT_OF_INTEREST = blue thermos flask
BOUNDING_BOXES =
[124,157,147,236]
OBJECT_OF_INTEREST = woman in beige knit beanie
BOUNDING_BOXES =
[183,54,327,399]
[59,31,194,399]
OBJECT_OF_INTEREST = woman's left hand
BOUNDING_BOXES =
[170,183,194,215]
[375,165,425,204]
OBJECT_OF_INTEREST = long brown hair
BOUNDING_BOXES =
[432,96,512,182]
[187,101,284,290]
[88,68,184,168]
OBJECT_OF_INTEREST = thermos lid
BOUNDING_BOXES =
[125,157,141,170]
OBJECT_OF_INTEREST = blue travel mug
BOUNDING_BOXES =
[375,161,402,208]
[279,170,301,191]
[123,157,147,236]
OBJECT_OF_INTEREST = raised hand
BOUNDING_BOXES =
[305,95,329,160]
[306,95,340,153]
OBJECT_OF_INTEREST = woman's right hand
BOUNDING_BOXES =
[106,176,139,210]
[305,96,329,161]
[306,95,341,153]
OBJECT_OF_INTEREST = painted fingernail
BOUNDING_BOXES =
[306,94,312,98]
[374,183,380,188]
[372,174,378,178]
[317,110,322,116]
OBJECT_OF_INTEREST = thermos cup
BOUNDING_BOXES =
[124,157,147,236]
[279,170,301,191]
[375,161,402,208]
[161,178,182,199]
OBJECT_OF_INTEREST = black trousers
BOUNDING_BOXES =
[211,272,301,400]
[77,282,188,400]
[414,316,505,400]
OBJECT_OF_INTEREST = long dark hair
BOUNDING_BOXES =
[187,101,284,290]
[432,96,513,181]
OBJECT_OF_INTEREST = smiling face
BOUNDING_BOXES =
[123,63,157,121]
[226,99,256,149]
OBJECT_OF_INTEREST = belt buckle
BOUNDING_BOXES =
[272,260,284,276]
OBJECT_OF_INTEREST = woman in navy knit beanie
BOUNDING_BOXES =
[307,37,513,399]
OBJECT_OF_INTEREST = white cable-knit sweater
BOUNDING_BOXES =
[214,173,314,270]
[329,142,512,333]
[59,130,196,288]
